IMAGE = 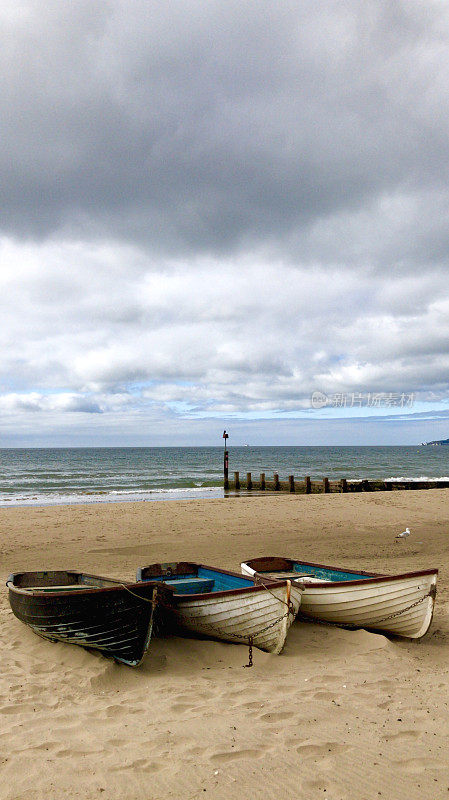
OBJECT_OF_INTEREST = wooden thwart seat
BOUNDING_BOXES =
[263,571,315,579]
[29,585,97,592]
[165,577,215,594]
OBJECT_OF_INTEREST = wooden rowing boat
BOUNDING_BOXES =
[7,570,172,666]
[136,562,301,654]
[241,557,438,639]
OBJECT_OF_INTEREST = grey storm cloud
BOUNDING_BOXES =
[2,0,449,444]
[1,0,449,265]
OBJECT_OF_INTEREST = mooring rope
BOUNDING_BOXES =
[119,584,157,603]
[255,578,297,612]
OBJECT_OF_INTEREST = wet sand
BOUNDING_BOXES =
[1,490,448,799]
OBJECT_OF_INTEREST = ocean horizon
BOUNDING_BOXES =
[1,445,449,507]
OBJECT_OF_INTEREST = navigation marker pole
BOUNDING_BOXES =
[223,430,229,491]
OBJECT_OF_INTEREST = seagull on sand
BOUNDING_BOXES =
[396,527,411,540]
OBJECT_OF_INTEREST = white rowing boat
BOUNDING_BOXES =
[241,557,437,639]
[136,562,302,654]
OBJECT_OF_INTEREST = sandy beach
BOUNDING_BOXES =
[1,489,448,800]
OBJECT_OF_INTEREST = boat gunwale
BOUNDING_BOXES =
[242,557,438,588]
[6,570,167,598]
[136,561,294,601]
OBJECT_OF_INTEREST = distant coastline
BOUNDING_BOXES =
[421,438,449,446]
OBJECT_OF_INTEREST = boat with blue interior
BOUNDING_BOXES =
[241,557,437,639]
[136,562,301,654]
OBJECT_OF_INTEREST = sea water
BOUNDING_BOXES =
[1,446,449,506]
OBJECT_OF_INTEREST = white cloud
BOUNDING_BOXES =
[1,235,449,443]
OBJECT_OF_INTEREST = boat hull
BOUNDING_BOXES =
[7,571,169,666]
[136,563,301,654]
[172,582,300,654]
[241,558,437,639]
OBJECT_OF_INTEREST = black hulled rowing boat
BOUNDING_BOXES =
[7,570,173,666]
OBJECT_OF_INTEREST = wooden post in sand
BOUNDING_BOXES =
[247,472,252,490]
[260,472,266,490]
[323,477,330,493]
[234,471,240,490]
[274,473,280,491]
[289,475,295,493]
[305,476,311,494]
[340,478,347,493]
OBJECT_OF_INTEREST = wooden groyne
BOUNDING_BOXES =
[225,473,449,494]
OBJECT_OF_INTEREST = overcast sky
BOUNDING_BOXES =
[2,0,449,446]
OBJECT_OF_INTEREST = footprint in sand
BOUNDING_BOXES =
[169,702,194,713]
[302,778,330,792]
[381,730,420,741]
[15,740,59,753]
[296,742,351,758]
[259,711,295,723]
[239,701,264,710]
[56,746,104,757]
[210,747,267,763]
[377,699,394,709]
[28,663,52,676]
[0,703,33,714]
[110,757,163,772]
[7,684,25,693]
[223,687,248,701]
[310,689,337,701]
[392,757,439,774]
[195,689,216,701]
[105,704,125,718]
[185,745,207,757]
[105,737,127,749]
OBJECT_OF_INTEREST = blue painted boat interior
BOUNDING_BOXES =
[290,562,371,582]
[140,566,253,594]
